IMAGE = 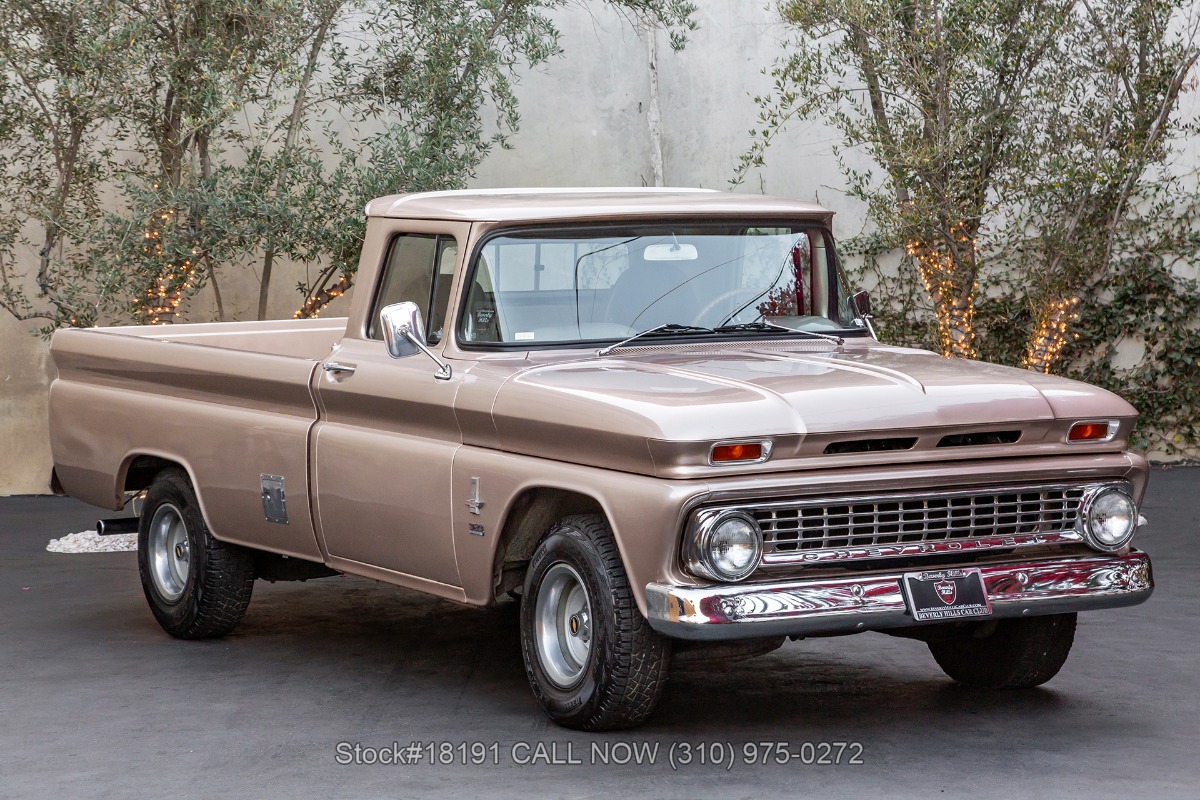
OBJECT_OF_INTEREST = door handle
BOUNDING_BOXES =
[322,361,357,375]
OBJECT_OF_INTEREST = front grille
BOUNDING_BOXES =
[753,484,1086,556]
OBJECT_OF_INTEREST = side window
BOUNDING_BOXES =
[368,233,457,343]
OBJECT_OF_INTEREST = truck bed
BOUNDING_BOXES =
[48,318,348,561]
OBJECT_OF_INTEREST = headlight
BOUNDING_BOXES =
[1080,486,1137,551]
[686,510,763,582]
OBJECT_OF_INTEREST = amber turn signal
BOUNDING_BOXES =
[1068,421,1115,442]
[711,442,764,463]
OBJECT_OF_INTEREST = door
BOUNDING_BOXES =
[313,227,465,588]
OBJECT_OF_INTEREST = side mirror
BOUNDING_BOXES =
[850,289,878,340]
[380,301,423,358]
[851,289,872,317]
[379,302,452,380]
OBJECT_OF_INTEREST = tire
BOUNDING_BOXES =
[520,514,670,730]
[137,469,255,639]
[927,613,1077,689]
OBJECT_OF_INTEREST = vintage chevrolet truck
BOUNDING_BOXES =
[49,188,1153,730]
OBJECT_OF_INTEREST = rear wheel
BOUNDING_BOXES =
[138,469,254,639]
[927,613,1077,689]
[520,514,670,730]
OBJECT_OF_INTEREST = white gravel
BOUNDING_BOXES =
[47,530,137,554]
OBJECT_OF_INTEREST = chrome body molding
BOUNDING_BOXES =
[760,529,1084,567]
[645,550,1153,641]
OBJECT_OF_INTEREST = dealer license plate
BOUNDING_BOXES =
[902,568,992,621]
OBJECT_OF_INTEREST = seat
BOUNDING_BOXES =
[604,257,701,330]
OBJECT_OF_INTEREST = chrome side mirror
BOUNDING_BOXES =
[379,301,452,381]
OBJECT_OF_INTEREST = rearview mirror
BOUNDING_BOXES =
[643,243,698,261]
[379,302,452,380]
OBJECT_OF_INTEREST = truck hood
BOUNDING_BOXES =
[485,342,1136,475]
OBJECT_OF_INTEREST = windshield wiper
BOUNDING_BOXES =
[597,323,714,356]
[714,320,844,345]
[598,320,844,356]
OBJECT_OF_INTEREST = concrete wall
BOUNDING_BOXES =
[1,1,1194,494]
[0,314,55,494]
[473,4,857,212]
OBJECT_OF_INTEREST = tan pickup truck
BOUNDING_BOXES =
[49,188,1153,730]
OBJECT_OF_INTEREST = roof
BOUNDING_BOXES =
[363,187,833,223]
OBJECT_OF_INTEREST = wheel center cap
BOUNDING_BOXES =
[175,541,189,561]
[568,612,590,641]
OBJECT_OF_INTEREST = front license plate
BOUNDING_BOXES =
[902,568,992,621]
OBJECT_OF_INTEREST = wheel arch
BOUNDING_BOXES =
[491,486,605,600]
[116,451,218,534]
[452,451,700,614]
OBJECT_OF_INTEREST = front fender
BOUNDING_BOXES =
[449,447,707,616]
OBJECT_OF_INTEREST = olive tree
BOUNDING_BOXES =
[0,0,139,330]
[292,0,698,318]
[735,0,1199,367]
[1,0,697,328]
[103,0,339,323]
[1004,0,1199,371]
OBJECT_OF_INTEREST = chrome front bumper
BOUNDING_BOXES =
[645,551,1153,641]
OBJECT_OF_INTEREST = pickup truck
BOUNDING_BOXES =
[48,188,1153,731]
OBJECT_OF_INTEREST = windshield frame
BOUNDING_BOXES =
[453,219,868,351]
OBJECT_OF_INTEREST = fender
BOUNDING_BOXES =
[449,445,708,615]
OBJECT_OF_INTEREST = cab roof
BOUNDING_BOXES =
[363,187,834,223]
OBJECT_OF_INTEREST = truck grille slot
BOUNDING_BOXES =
[823,437,917,454]
[936,430,1021,447]
[754,485,1086,555]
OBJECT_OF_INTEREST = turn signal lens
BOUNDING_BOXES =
[711,442,764,463]
[1068,421,1117,442]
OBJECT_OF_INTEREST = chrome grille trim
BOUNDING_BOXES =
[697,483,1109,569]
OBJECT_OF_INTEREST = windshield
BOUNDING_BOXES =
[458,223,858,346]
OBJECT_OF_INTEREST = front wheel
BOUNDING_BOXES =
[927,613,1077,689]
[137,469,255,639]
[520,514,670,730]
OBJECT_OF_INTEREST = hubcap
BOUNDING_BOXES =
[148,503,190,603]
[533,563,593,688]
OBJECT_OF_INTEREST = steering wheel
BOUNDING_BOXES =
[693,287,766,327]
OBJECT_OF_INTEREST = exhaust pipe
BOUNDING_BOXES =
[96,518,139,536]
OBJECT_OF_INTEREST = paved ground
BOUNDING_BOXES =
[1,468,1197,799]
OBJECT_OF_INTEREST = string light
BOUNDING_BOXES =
[294,275,352,319]
[134,208,199,325]
[906,229,978,360]
[1024,296,1080,373]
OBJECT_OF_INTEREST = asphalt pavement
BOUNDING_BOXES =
[1,467,1197,799]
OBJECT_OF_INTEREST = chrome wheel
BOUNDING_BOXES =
[533,563,593,689]
[147,503,190,603]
